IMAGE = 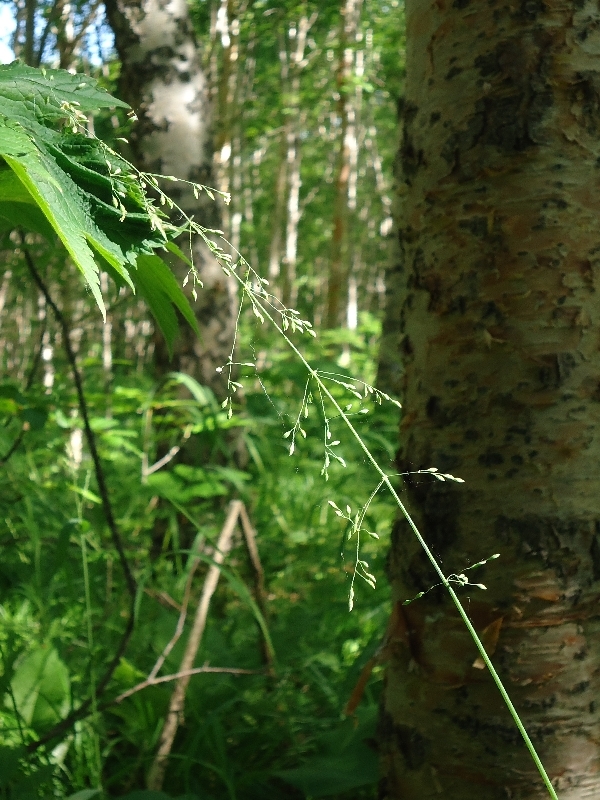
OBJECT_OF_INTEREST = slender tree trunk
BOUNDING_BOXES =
[105,0,237,394]
[326,0,362,328]
[379,3,600,799]
[268,129,288,288]
[280,12,314,309]
[326,0,352,329]
[283,122,301,309]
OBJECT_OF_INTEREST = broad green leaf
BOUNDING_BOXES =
[0,63,195,345]
[0,62,128,125]
[0,117,116,315]
[166,372,216,407]
[20,407,47,430]
[146,470,228,502]
[277,708,378,797]
[11,646,70,730]
[134,254,200,356]
[165,239,194,269]
[65,791,102,800]
[0,164,36,203]
[113,658,146,688]
[0,200,56,239]
[0,747,23,787]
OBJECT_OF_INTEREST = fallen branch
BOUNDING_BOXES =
[238,503,273,666]
[113,664,264,705]
[147,533,205,681]
[146,500,241,790]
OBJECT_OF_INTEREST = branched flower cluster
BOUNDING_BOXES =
[402,552,500,606]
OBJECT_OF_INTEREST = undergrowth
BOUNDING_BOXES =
[0,290,393,799]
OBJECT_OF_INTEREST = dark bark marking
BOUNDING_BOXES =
[569,680,590,694]
[444,710,523,746]
[522,697,557,717]
[536,354,560,389]
[590,528,600,581]
[400,102,424,182]
[458,216,488,237]
[478,450,505,467]
[569,73,600,135]
[426,395,443,423]
[391,721,428,770]
[519,0,546,21]
[482,300,503,323]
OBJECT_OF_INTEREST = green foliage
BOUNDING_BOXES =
[0,311,393,798]
[10,646,70,730]
[0,14,403,800]
[0,62,197,353]
[191,0,404,321]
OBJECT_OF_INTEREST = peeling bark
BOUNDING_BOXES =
[105,0,237,393]
[380,2,600,798]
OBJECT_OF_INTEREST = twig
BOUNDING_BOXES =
[144,444,181,477]
[21,239,137,752]
[147,534,205,681]
[25,317,47,391]
[146,501,241,790]
[35,0,62,66]
[144,587,182,613]
[112,665,263,705]
[0,429,26,467]
[238,503,273,666]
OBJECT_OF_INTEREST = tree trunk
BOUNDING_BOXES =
[326,0,355,328]
[105,0,237,394]
[379,2,600,799]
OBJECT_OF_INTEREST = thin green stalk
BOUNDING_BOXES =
[240,281,559,800]
[117,169,558,797]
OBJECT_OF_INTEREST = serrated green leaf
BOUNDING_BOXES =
[0,62,128,127]
[0,65,188,329]
[0,117,107,315]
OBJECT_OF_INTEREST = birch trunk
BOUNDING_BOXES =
[326,0,353,328]
[280,13,314,309]
[105,0,237,393]
[268,130,287,288]
[380,2,600,798]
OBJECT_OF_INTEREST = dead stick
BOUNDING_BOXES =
[112,665,263,705]
[238,503,267,608]
[148,534,205,681]
[237,503,273,666]
[146,500,242,790]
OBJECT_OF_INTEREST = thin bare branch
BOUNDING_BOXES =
[147,534,205,681]
[146,500,241,790]
[113,664,263,704]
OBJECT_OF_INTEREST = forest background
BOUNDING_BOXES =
[0,1,406,798]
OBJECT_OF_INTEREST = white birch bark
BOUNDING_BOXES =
[379,2,600,798]
[105,0,237,393]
